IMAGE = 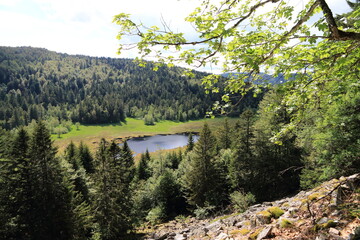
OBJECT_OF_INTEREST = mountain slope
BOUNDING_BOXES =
[0,46,263,129]
[141,174,360,240]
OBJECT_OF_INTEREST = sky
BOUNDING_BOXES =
[0,0,352,60]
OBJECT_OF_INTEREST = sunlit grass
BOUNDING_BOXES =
[53,117,239,153]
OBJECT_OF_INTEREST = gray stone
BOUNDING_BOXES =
[191,227,207,237]
[317,217,330,225]
[235,221,243,228]
[329,228,340,236]
[154,233,168,240]
[256,226,272,240]
[215,232,228,240]
[180,228,190,234]
[315,234,327,240]
[205,220,222,232]
[174,234,187,240]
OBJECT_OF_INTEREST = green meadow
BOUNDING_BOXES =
[53,117,238,153]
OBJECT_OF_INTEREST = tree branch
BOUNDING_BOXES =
[318,0,360,41]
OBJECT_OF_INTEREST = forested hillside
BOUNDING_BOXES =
[0,46,262,130]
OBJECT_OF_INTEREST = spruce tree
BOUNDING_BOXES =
[136,149,150,180]
[186,133,195,152]
[78,141,94,174]
[121,140,135,183]
[94,139,133,239]
[217,118,232,150]
[65,142,90,203]
[26,121,78,239]
[181,123,223,208]
[252,91,302,201]
[0,128,32,239]
[229,109,255,191]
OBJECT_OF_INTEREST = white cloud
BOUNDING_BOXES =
[0,0,200,58]
[0,0,354,61]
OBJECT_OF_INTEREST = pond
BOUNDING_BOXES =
[126,133,199,155]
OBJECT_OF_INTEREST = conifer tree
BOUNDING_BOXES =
[78,141,94,174]
[252,91,302,201]
[26,121,80,239]
[186,133,195,152]
[65,141,78,169]
[217,118,232,150]
[0,128,32,239]
[121,140,135,183]
[65,142,90,203]
[94,139,133,239]
[229,109,255,191]
[181,123,223,208]
[136,149,151,180]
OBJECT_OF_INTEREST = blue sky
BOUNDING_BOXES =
[0,0,352,61]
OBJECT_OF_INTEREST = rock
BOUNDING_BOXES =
[315,234,327,240]
[256,226,272,240]
[317,217,330,225]
[205,220,222,232]
[256,211,272,225]
[215,232,228,240]
[174,234,187,240]
[329,228,340,236]
[235,221,243,228]
[191,227,207,237]
[154,233,168,240]
[180,228,190,234]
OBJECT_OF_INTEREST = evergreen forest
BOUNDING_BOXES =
[0,0,360,235]
[0,46,262,131]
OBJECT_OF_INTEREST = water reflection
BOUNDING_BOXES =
[125,133,199,154]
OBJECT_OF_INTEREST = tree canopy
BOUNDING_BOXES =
[114,0,360,138]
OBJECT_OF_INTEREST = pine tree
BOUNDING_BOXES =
[65,142,90,203]
[65,141,78,169]
[0,128,32,239]
[94,139,134,239]
[121,140,135,183]
[229,109,255,190]
[186,133,195,152]
[26,121,81,239]
[78,141,94,173]
[217,118,232,150]
[136,149,151,180]
[251,91,302,201]
[181,123,223,208]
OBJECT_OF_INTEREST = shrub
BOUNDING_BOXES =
[230,191,256,213]
[194,204,215,220]
[146,206,165,225]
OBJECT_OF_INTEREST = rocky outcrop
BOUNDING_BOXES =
[141,173,360,240]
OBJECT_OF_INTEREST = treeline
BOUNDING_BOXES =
[1,81,359,238]
[0,46,263,129]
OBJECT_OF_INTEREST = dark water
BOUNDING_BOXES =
[126,133,199,154]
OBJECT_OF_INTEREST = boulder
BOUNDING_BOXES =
[256,226,273,240]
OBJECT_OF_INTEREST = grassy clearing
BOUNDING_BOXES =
[53,117,239,153]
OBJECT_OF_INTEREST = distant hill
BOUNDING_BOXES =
[222,72,296,85]
[0,47,263,129]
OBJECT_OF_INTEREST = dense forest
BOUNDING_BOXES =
[0,46,263,131]
[1,0,359,238]
[1,79,359,239]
